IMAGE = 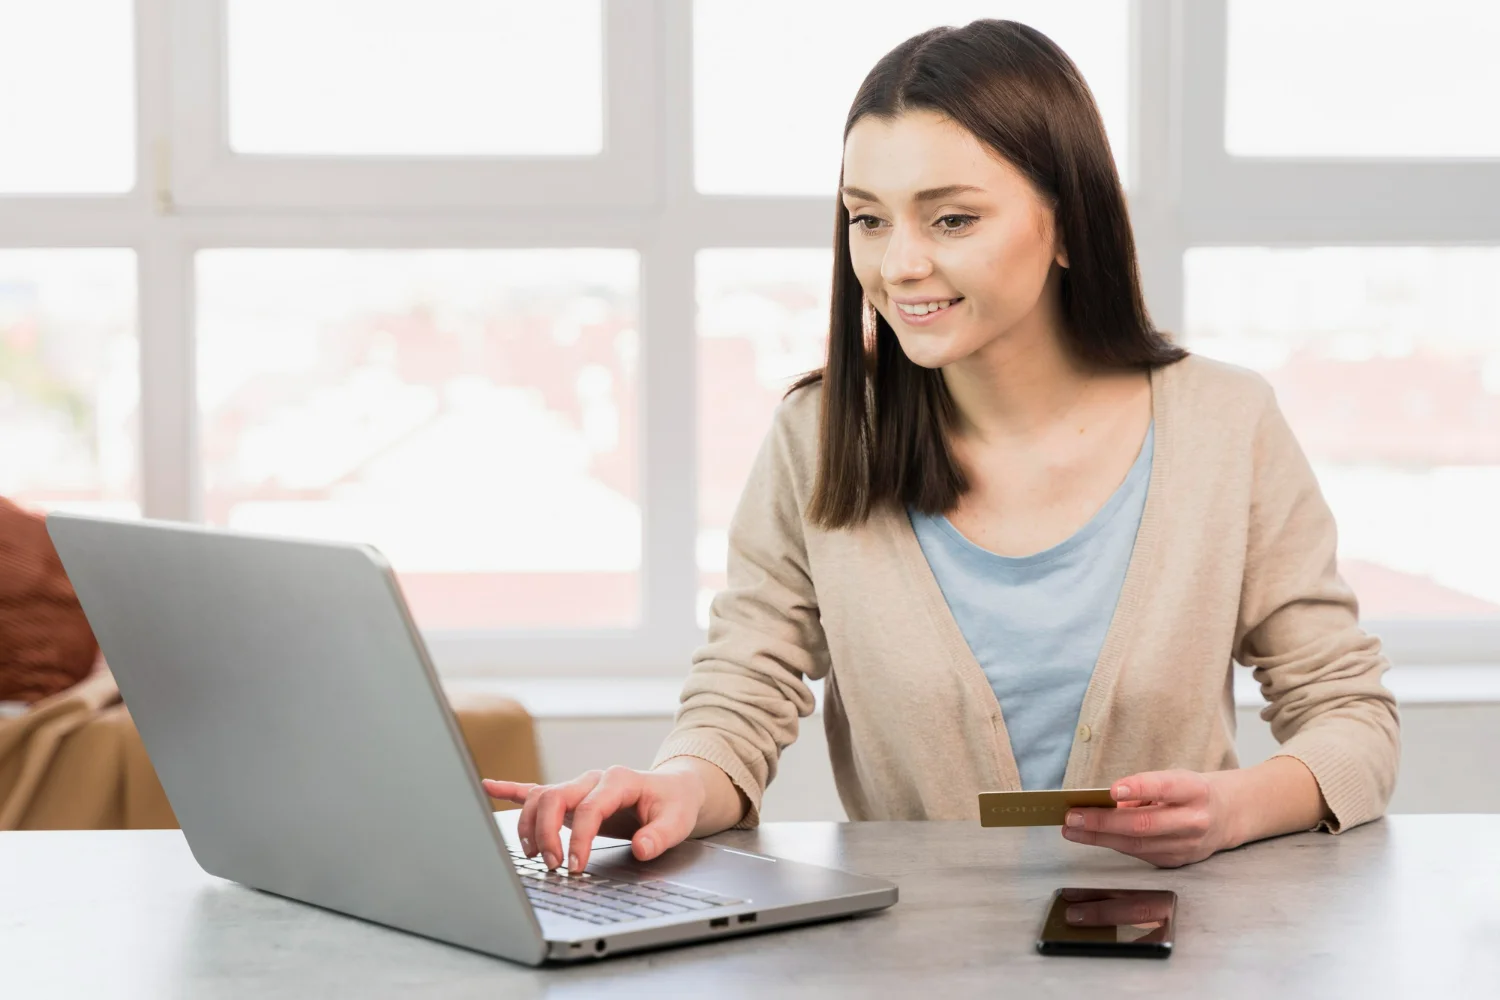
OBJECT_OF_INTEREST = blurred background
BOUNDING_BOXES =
[3,0,1497,816]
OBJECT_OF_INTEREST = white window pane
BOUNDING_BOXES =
[1184,247,1500,620]
[197,250,639,630]
[697,249,831,626]
[694,2,1129,195]
[227,0,603,156]
[1226,0,1500,157]
[0,3,134,193]
[0,250,139,517]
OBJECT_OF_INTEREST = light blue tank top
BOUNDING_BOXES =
[908,423,1154,790]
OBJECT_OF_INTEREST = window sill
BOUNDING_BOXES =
[444,664,1500,722]
[6,666,1493,725]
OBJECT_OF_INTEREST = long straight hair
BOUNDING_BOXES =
[794,20,1186,529]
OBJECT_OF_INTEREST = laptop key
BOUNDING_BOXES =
[668,897,717,911]
[590,898,638,913]
[641,899,691,915]
[578,905,633,923]
[597,888,644,901]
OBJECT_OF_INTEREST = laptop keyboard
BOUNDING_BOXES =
[508,845,745,925]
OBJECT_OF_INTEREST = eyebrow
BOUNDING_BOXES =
[840,184,985,204]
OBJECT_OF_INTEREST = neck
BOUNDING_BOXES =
[941,272,1093,443]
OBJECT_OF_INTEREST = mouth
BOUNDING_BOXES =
[892,297,964,325]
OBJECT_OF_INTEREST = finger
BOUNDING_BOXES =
[1111,770,1199,806]
[1069,803,1212,840]
[1061,825,1152,856]
[567,768,642,871]
[516,780,582,858]
[632,798,698,861]
[481,779,538,805]
[534,773,600,869]
[1061,826,1201,867]
[517,785,546,857]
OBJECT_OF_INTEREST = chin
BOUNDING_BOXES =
[890,331,968,371]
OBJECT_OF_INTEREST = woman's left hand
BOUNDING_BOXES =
[1061,769,1242,868]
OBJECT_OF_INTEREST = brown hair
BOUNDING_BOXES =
[793,19,1185,529]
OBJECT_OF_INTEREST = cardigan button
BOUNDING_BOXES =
[1077,723,1092,743]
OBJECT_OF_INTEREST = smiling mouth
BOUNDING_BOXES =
[894,297,963,318]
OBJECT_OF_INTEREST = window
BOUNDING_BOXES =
[1225,0,1500,158]
[0,250,139,516]
[693,1,1130,195]
[226,0,604,156]
[8,2,1500,673]
[1185,248,1500,620]
[0,2,134,193]
[696,250,831,625]
[172,0,650,210]
[197,249,640,630]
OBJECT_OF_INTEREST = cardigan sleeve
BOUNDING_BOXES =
[1233,380,1401,833]
[651,391,829,828]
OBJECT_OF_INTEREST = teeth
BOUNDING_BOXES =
[897,299,956,316]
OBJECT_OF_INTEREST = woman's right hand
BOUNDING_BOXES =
[482,762,709,873]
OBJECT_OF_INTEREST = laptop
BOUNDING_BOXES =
[46,513,897,965]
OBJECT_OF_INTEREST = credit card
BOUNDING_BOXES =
[978,788,1117,827]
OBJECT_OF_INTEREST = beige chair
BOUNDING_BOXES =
[0,668,542,831]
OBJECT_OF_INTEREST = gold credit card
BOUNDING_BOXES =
[978,788,1117,828]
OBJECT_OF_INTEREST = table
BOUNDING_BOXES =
[2,816,1496,998]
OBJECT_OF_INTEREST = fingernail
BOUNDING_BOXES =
[520,837,531,855]
[1065,812,1083,828]
[638,836,654,857]
[1115,785,1131,800]
[568,854,579,871]
[544,852,558,869]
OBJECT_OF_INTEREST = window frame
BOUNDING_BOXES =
[169,0,659,210]
[0,0,1495,676]
[1177,1,1500,244]
[1168,0,1500,665]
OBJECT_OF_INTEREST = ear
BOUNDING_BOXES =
[1055,240,1069,269]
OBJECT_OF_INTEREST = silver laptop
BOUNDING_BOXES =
[47,513,897,965]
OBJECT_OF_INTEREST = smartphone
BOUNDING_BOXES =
[1036,887,1176,958]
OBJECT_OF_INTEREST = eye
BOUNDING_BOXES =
[935,214,978,233]
[848,213,886,233]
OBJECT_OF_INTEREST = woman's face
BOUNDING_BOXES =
[840,109,1067,370]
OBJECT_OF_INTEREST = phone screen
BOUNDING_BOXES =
[1036,888,1176,957]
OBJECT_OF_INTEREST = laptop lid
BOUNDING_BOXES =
[47,513,547,965]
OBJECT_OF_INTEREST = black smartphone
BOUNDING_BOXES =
[1036,887,1176,958]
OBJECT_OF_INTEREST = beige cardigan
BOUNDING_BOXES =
[655,354,1400,834]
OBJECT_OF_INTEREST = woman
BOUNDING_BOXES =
[485,20,1399,872]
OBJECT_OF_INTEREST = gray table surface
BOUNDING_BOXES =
[2,815,1496,998]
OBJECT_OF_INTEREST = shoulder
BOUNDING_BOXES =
[768,378,824,464]
[1160,354,1315,492]
[1161,352,1277,430]
[724,379,824,531]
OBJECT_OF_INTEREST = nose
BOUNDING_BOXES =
[880,222,933,285]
